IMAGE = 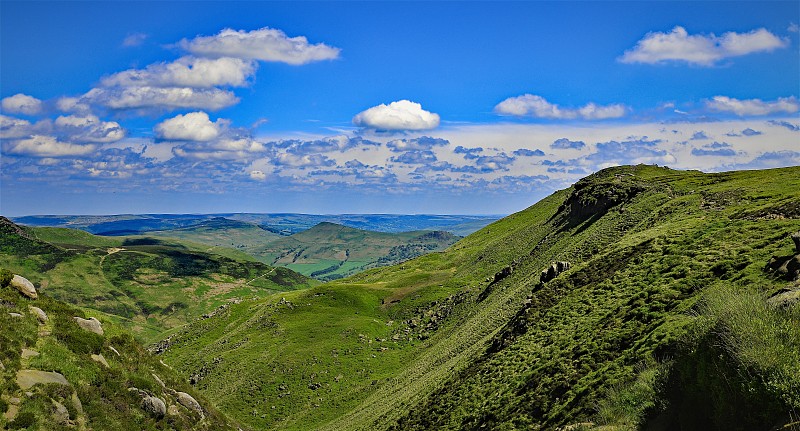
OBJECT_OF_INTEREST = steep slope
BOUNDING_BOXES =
[0,271,238,430]
[0,219,315,342]
[251,222,460,280]
[157,165,799,430]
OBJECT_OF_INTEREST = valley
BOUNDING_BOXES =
[2,165,799,430]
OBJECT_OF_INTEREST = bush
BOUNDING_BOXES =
[0,268,12,288]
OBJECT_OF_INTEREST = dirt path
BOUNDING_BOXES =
[245,267,276,285]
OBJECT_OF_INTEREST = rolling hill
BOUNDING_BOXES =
[0,218,315,342]
[155,165,800,431]
[250,222,461,280]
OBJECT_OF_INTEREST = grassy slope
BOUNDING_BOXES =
[250,222,460,280]
[0,278,238,430]
[158,165,800,431]
[0,221,316,342]
[142,218,284,257]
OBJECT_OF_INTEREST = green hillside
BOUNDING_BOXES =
[156,165,800,431]
[0,271,238,430]
[0,219,316,342]
[250,222,460,280]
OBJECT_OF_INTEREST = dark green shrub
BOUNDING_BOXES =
[8,411,36,429]
[52,315,103,355]
[0,268,12,287]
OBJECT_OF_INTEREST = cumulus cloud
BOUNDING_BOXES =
[0,115,35,139]
[101,56,256,89]
[3,135,98,157]
[551,138,586,149]
[82,86,239,111]
[619,26,788,66]
[1,94,43,115]
[454,145,484,159]
[173,137,267,161]
[281,135,380,155]
[390,150,438,164]
[705,96,799,116]
[353,100,440,131]
[586,138,672,165]
[741,128,762,136]
[494,94,626,120]
[178,27,340,65]
[690,131,709,140]
[250,170,267,180]
[155,111,223,141]
[386,136,448,152]
[513,148,545,157]
[54,114,126,143]
[272,153,335,168]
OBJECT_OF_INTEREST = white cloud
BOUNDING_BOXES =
[1,93,43,115]
[352,100,440,130]
[619,26,788,66]
[178,27,340,65]
[101,56,256,89]
[250,170,267,180]
[55,97,90,114]
[155,111,222,141]
[122,32,148,47]
[82,86,238,111]
[272,152,335,168]
[0,115,33,139]
[4,135,97,157]
[54,114,126,143]
[706,96,799,116]
[494,94,626,120]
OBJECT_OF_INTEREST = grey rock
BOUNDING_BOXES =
[540,261,571,284]
[52,400,70,425]
[792,231,800,253]
[8,312,22,318]
[29,306,48,324]
[73,316,104,335]
[10,275,37,299]
[176,392,204,417]
[141,395,167,419]
[16,370,70,390]
[91,353,109,368]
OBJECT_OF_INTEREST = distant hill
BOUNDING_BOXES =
[250,222,461,280]
[157,165,800,431]
[0,219,315,342]
[143,217,283,255]
[13,213,499,237]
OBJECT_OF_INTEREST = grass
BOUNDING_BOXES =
[157,165,800,431]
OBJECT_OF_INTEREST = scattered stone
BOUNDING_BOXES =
[71,392,83,415]
[176,392,204,418]
[308,382,321,390]
[108,346,121,356]
[167,404,180,416]
[91,353,109,368]
[141,395,167,419]
[768,285,800,308]
[8,312,22,318]
[73,316,103,335]
[29,306,48,324]
[21,348,39,359]
[0,360,5,370]
[9,397,20,405]
[152,373,166,389]
[16,369,70,390]
[10,275,37,299]
[492,265,514,284]
[792,231,800,253]
[52,400,70,425]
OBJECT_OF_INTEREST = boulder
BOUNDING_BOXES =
[29,306,48,324]
[9,312,22,318]
[73,316,103,335]
[540,261,571,284]
[176,392,204,417]
[141,395,167,419]
[16,370,70,390]
[792,231,800,253]
[10,275,37,299]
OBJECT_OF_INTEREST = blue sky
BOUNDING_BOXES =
[1,1,798,216]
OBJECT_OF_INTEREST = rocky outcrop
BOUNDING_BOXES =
[540,261,571,284]
[492,265,513,284]
[792,231,800,253]
[73,316,104,335]
[10,275,37,299]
